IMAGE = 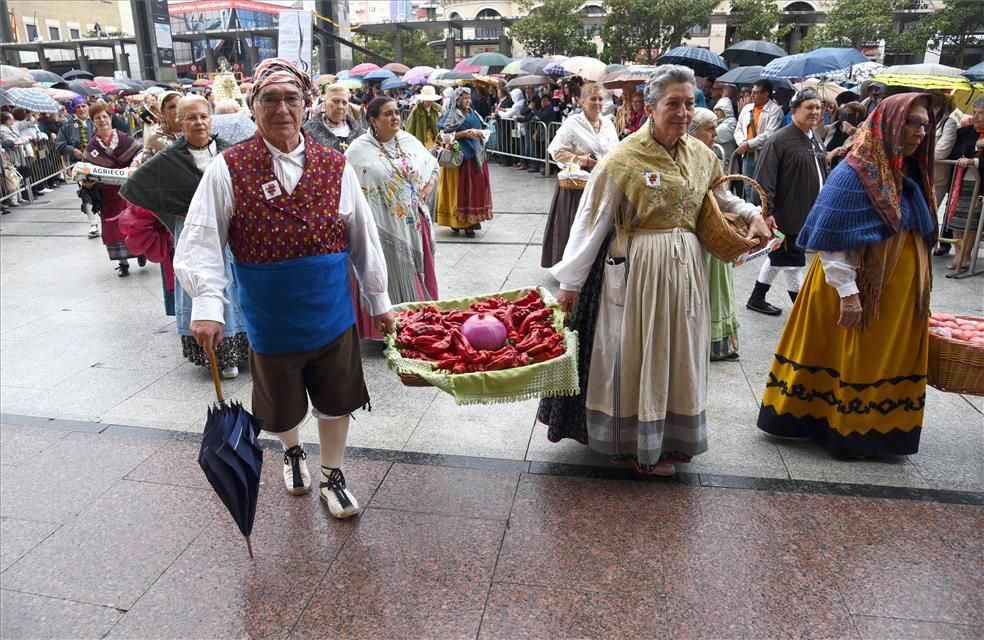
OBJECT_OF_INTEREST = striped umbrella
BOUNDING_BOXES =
[35,87,81,102]
[3,87,61,113]
[656,46,728,78]
[763,48,868,79]
[543,62,569,78]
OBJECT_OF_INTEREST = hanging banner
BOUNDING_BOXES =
[278,10,312,74]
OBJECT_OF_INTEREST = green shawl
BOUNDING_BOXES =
[405,102,441,148]
[121,136,231,233]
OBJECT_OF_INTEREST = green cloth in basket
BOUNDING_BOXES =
[384,287,580,405]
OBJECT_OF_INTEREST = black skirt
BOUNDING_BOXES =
[540,183,584,268]
[769,232,806,267]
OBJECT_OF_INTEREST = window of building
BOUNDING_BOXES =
[582,5,605,17]
[69,27,80,39]
[688,24,711,37]
[476,9,500,19]
[25,23,39,41]
[48,26,60,41]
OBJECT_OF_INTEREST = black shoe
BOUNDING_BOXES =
[788,290,798,304]
[451,228,460,235]
[137,255,147,267]
[472,223,482,231]
[1,208,9,215]
[464,229,476,238]
[933,244,952,256]
[747,281,781,316]
[116,263,130,278]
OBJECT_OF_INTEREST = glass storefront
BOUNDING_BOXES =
[169,0,282,75]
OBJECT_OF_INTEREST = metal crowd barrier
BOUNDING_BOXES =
[1,135,69,205]
[937,159,983,279]
[485,116,559,176]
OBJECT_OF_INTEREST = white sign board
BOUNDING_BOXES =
[278,10,313,74]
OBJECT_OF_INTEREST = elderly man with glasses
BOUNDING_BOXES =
[174,58,394,520]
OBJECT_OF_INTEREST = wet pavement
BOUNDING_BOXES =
[1,164,982,638]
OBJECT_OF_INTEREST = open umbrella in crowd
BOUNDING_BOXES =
[722,41,787,67]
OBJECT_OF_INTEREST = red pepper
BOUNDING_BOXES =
[519,308,553,334]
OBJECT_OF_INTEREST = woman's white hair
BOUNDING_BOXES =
[176,94,210,121]
[644,65,697,108]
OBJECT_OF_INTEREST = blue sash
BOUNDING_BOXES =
[233,252,354,355]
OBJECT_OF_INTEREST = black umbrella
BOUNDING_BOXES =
[29,69,66,84]
[716,65,794,90]
[722,41,787,67]
[67,80,102,96]
[198,349,264,558]
[62,69,95,80]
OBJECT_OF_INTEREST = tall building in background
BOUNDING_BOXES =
[168,0,285,76]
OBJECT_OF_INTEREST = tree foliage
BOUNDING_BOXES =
[800,0,905,51]
[352,28,444,68]
[729,0,792,44]
[601,0,718,65]
[508,0,597,57]
[893,0,984,67]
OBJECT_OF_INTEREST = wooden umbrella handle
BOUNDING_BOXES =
[206,347,225,405]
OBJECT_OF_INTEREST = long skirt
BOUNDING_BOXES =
[537,231,614,444]
[585,228,710,472]
[540,183,583,268]
[353,219,439,341]
[99,184,136,261]
[706,254,739,360]
[757,232,928,457]
[173,217,249,370]
[435,158,493,230]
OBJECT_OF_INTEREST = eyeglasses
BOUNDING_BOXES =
[905,118,930,133]
[257,93,304,109]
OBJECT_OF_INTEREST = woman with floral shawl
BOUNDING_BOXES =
[435,87,493,238]
[757,93,937,458]
[346,96,439,340]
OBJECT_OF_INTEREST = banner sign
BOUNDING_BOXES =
[278,10,313,74]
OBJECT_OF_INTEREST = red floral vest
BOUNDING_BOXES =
[225,133,347,265]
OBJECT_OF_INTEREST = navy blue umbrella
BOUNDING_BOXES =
[962,60,984,82]
[722,41,788,67]
[656,46,728,78]
[763,48,869,79]
[198,350,264,557]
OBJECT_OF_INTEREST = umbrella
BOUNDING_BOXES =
[28,70,65,84]
[383,62,410,75]
[336,70,351,80]
[403,65,435,83]
[198,350,263,558]
[0,65,36,89]
[520,58,550,75]
[501,60,524,75]
[561,56,607,81]
[211,111,257,144]
[716,65,794,90]
[35,87,81,102]
[381,78,408,91]
[0,89,9,106]
[3,87,60,113]
[338,79,362,90]
[467,52,512,67]
[601,66,657,91]
[362,69,397,82]
[764,48,868,79]
[349,62,380,77]
[427,68,451,85]
[963,61,984,82]
[67,80,102,96]
[453,59,484,74]
[177,77,194,85]
[192,78,212,87]
[62,69,95,80]
[656,46,728,78]
[796,78,844,102]
[543,62,569,78]
[605,63,627,73]
[872,71,972,93]
[95,81,126,93]
[144,86,165,95]
[504,74,549,89]
[722,41,787,67]
[441,71,475,81]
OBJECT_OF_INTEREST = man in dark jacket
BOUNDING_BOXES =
[748,88,829,315]
[529,94,560,173]
[55,97,100,238]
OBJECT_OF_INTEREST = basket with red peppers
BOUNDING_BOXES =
[384,287,580,405]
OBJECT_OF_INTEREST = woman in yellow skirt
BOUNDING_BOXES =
[435,88,493,238]
[757,93,938,457]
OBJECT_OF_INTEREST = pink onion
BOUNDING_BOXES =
[461,314,507,351]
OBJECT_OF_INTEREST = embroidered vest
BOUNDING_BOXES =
[225,133,347,265]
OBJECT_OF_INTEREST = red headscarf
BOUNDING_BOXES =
[845,92,936,234]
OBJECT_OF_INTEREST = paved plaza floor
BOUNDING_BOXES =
[0,165,982,639]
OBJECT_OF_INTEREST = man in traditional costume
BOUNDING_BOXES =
[56,97,99,238]
[747,88,829,316]
[174,59,394,519]
[734,79,783,202]
[303,84,364,153]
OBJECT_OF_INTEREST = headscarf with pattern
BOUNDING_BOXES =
[688,107,717,136]
[247,58,313,109]
[845,92,936,235]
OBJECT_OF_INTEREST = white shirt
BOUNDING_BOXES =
[327,121,351,139]
[173,136,392,325]
[188,141,218,173]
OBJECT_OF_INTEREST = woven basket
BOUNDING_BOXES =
[696,174,769,263]
[559,176,587,191]
[928,314,984,396]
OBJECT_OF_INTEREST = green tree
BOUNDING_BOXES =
[601,0,718,65]
[352,28,444,68]
[800,0,905,51]
[508,0,597,57]
[893,0,984,68]
[729,0,793,44]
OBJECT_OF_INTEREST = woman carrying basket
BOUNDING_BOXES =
[435,87,493,238]
[757,93,937,458]
[540,82,619,268]
[537,66,771,476]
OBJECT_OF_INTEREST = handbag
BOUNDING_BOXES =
[434,140,463,168]
[3,162,22,193]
